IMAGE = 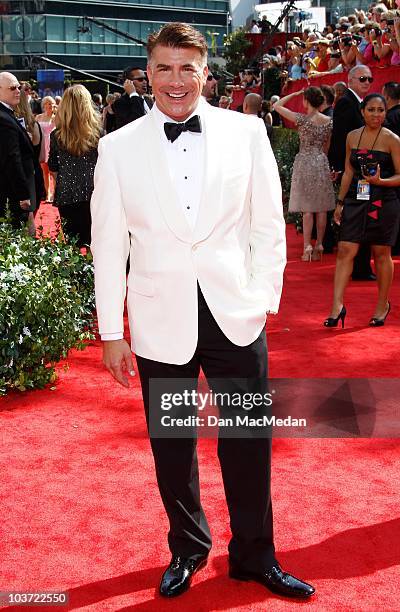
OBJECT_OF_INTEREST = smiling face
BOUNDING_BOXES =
[147,45,207,122]
[362,96,386,129]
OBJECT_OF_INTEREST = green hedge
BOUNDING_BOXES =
[0,224,95,395]
[271,127,301,227]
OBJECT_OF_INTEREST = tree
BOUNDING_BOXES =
[223,28,252,75]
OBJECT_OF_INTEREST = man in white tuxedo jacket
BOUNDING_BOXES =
[91,22,315,600]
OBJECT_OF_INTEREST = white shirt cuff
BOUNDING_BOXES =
[101,333,124,341]
[129,92,139,98]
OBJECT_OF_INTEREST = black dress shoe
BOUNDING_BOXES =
[352,273,376,281]
[229,562,315,599]
[159,555,208,597]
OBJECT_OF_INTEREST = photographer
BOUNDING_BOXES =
[309,42,345,78]
[313,40,331,72]
[309,52,344,78]
[371,14,393,66]
[335,29,365,69]
[370,3,388,24]
[284,42,304,81]
[382,12,400,65]
[354,22,391,67]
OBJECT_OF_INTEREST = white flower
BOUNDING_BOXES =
[23,327,31,336]
[18,334,23,344]
[39,247,46,256]
[53,256,61,265]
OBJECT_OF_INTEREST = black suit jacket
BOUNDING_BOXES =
[0,103,35,204]
[329,89,363,172]
[111,93,154,130]
[384,104,400,138]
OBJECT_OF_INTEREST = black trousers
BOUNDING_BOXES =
[58,201,91,248]
[136,286,276,572]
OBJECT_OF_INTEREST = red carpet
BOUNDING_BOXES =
[1,204,399,610]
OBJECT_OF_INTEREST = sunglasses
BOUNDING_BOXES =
[358,76,374,83]
[132,77,146,82]
[207,75,215,81]
[7,85,22,91]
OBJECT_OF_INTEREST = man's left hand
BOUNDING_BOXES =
[103,339,136,388]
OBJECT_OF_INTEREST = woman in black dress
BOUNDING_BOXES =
[324,93,400,328]
[48,85,102,247]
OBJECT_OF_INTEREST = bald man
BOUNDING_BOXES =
[243,93,262,115]
[0,71,35,227]
[243,93,272,139]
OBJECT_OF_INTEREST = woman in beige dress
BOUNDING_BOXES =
[273,87,335,260]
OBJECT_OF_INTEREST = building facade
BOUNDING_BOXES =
[0,0,230,75]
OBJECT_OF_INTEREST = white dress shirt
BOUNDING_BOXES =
[0,100,14,111]
[348,88,363,104]
[101,100,205,341]
[152,101,205,230]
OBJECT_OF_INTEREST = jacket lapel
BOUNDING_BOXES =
[145,109,194,244]
[143,101,222,244]
[193,103,222,243]
[0,105,34,151]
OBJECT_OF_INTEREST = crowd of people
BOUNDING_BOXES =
[1,5,400,324]
[0,20,399,602]
[246,3,400,89]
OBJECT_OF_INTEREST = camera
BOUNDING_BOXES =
[330,52,341,59]
[359,160,379,176]
[373,27,382,37]
[387,19,394,25]
[330,38,340,50]
[341,35,353,46]
[352,34,363,43]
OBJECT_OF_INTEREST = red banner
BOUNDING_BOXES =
[231,86,262,110]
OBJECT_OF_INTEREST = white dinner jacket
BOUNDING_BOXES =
[91,101,286,365]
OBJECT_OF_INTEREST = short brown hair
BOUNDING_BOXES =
[147,22,208,62]
[321,84,335,106]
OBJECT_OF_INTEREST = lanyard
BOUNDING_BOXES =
[356,126,382,151]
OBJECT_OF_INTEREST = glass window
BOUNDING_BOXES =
[47,16,64,42]
[65,17,79,45]
[47,42,66,54]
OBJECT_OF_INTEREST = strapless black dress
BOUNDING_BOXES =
[339,149,400,246]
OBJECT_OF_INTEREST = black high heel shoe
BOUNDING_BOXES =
[324,306,346,328]
[369,302,391,327]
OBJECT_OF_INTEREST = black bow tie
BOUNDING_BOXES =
[164,115,202,143]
